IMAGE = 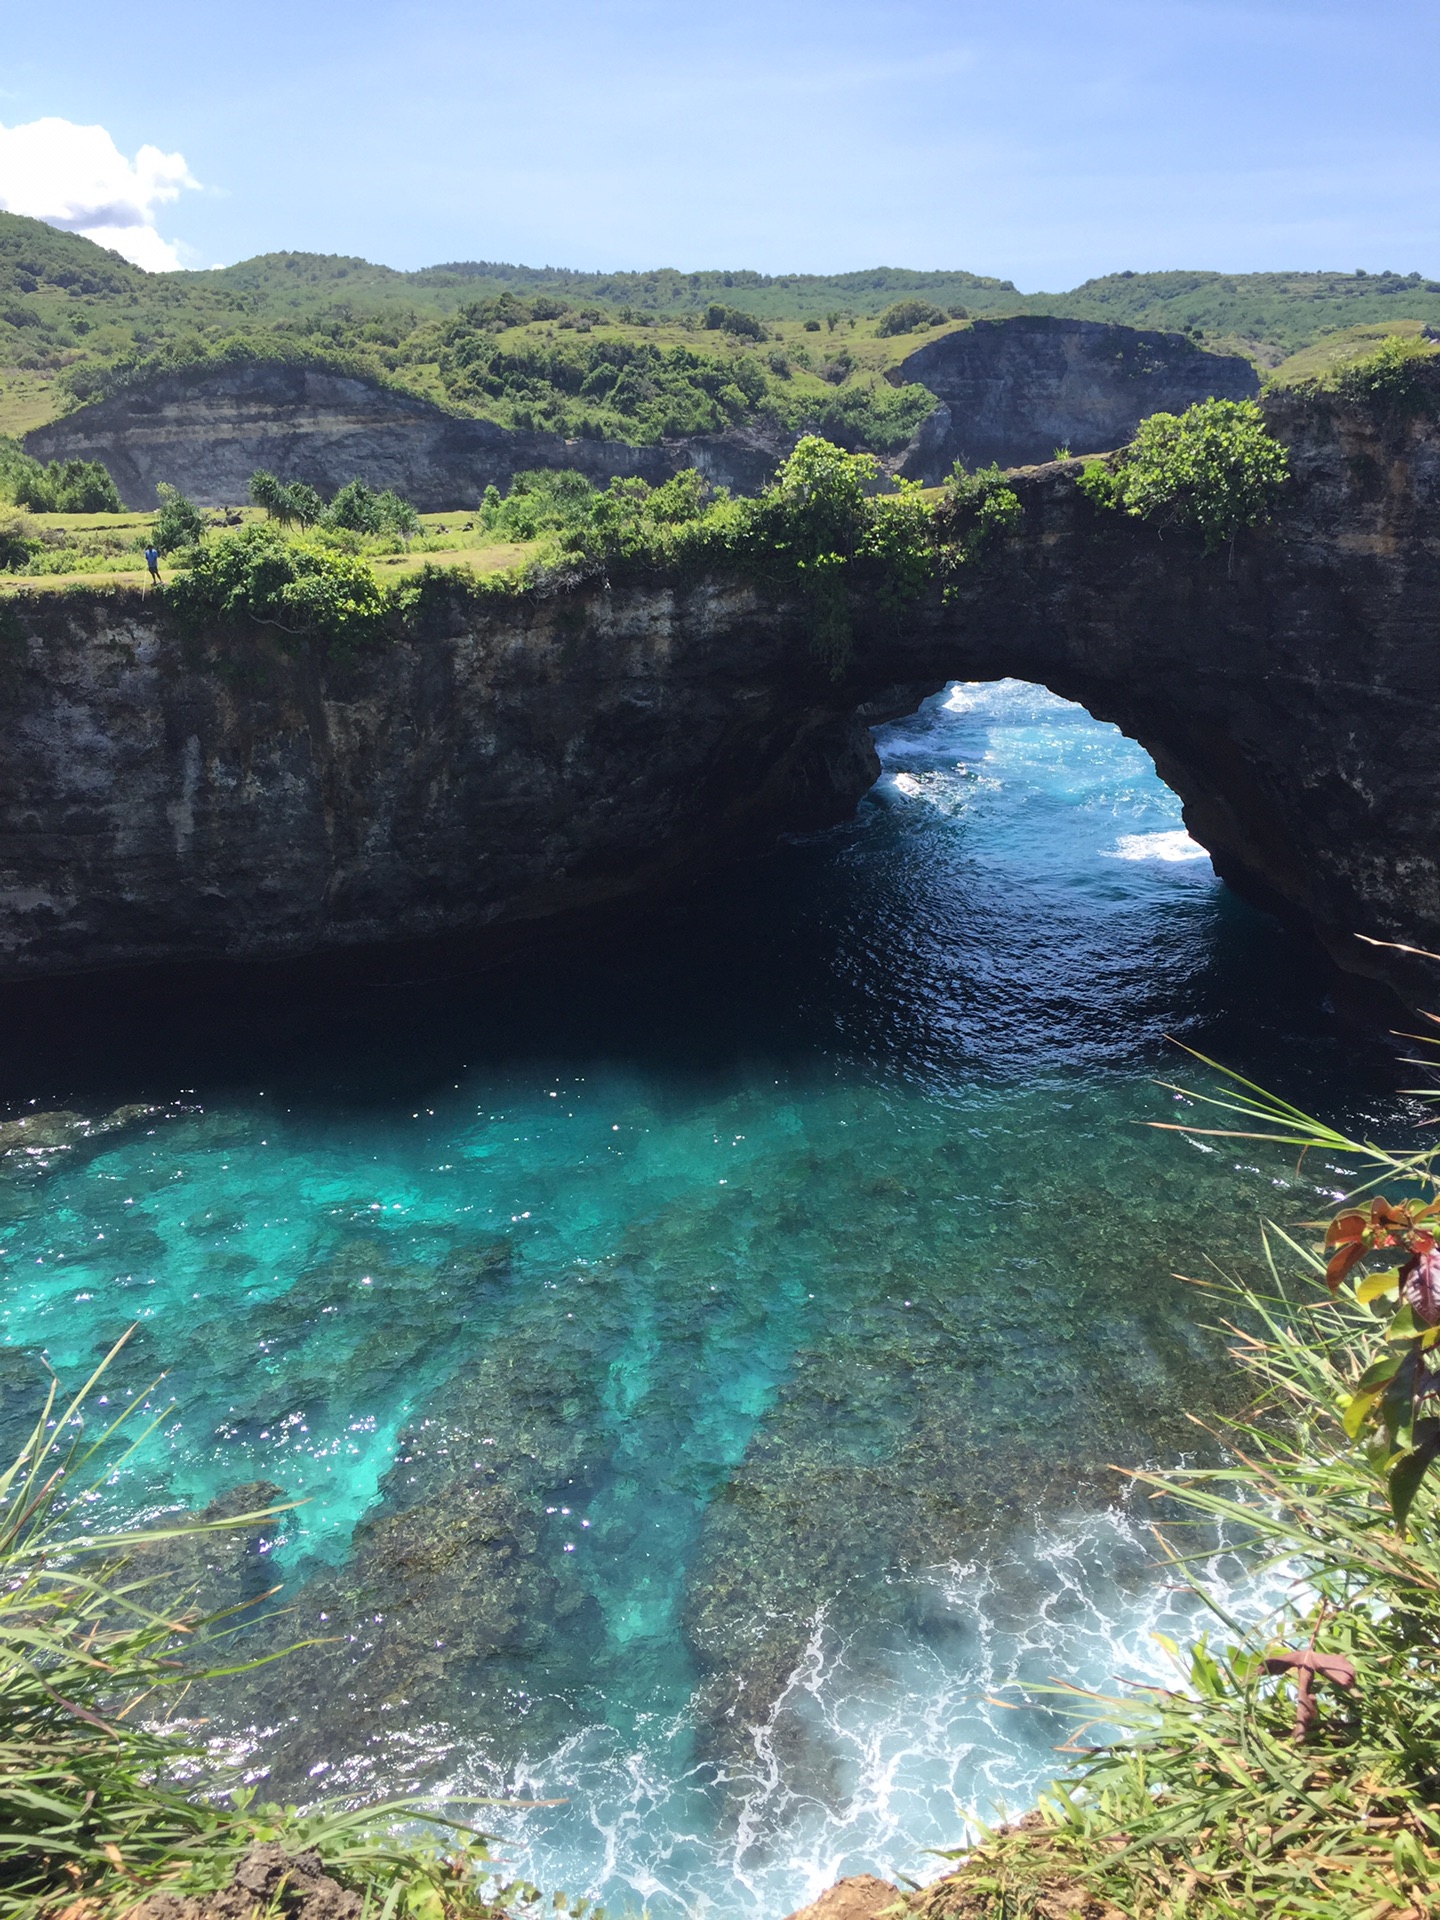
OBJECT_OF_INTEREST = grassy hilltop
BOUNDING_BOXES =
[5,211,1440,444]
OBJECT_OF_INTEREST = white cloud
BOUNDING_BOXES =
[0,117,198,271]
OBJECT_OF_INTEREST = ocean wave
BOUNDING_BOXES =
[1106,830,1209,864]
[443,1501,1292,1920]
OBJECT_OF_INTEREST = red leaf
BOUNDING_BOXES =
[1261,1651,1357,1687]
[1325,1240,1367,1293]
[1372,1199,1410,1228]
[1325,1211,1366,1249]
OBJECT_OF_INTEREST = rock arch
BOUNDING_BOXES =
[0,384,1436,1004]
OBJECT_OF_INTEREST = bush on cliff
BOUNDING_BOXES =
[0,515,39,572]
[939,462,1024,565]
[1077,396,1289,552]
[476,468,599,543]
[166,524,390,647]
[323,479,421,539]
[875,299,950,336]
[153,483,206,555]
[1332,332,1440,415]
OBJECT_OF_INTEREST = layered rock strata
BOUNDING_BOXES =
[22,317,1254,510]
[22,361,796,510]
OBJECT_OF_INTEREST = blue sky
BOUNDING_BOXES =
[2,0,1437,286]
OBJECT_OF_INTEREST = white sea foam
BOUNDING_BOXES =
[1106,830,1209,864]
[441,1502,1295,1920]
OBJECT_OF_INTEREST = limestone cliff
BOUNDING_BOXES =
[896,314,1258,477]
[21,362,796,511]
[2,378,1438,1003]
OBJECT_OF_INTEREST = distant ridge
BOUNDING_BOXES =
[5,209,1440,443]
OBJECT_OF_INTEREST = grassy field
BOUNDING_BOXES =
[0,505,539,595]
[1265,316,1436,386]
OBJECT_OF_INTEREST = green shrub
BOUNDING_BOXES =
[477,468,597,544]
[1078,397,1290,551]
[702,303,766,341]
[723,437,936,670]
[941,462,1024,565]
[875,299,949,337]
[0,514,38,572]
[152,482,205,554]
[0,445,121,513]
[166,523,391,646]
[1333,332,1440,414]
[323,479,420,538]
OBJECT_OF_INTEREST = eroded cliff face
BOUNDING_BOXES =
[2,381,1438,1002]
[896,314,1258,478]
[24,316,1255,512]
[21,362,797,510]
[0,579,878,981]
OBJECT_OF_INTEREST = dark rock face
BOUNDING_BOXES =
[2,381,1439,1004]
[22,361,797,510]
[895,314,1258,478]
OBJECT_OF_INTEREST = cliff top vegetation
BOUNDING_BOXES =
[1,397,1298,690]
[6,212,1440,445]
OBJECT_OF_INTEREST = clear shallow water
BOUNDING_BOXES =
[0,681,1398,1916]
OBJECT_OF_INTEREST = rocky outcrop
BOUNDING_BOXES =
[782,1876,904,1920]
[895,315,1257,478]
[3,380,1440,1004]
[22,361,797,510]
[127,1845,362,1920]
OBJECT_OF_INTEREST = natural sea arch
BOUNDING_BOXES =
[0,380,1434,1009]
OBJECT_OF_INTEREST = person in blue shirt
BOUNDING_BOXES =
[144,545,161,585]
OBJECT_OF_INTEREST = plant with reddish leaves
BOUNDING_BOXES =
[1154,1018,1440,1530]
[1319,1197,1440,1526]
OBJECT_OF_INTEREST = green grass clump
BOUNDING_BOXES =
[0,1336,539,1920]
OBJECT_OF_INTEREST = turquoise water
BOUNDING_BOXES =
[0,681,1396,1917]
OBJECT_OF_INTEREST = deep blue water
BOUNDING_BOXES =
[0,682,1396,1917]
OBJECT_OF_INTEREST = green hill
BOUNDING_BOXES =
[1039,267,1440,362]
[5,210,1439,444]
